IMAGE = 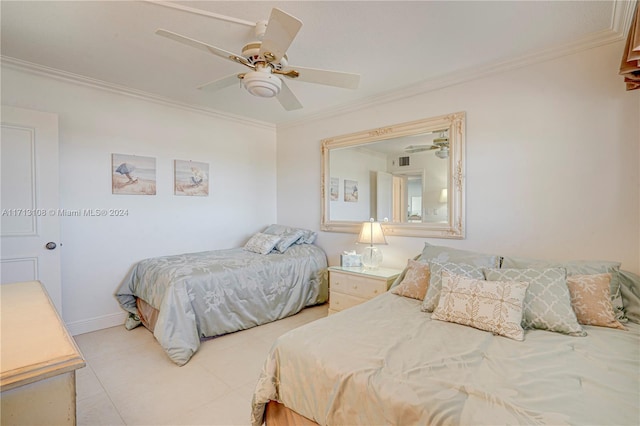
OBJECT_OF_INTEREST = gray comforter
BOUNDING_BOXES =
[252,291,640,425]
[116,244,327,365]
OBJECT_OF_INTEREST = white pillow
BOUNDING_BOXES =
[243,233,282,255]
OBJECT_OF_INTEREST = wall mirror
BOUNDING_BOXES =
[321,112,465,238]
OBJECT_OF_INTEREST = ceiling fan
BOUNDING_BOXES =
[404,131,450,158]
[155,8,360,111]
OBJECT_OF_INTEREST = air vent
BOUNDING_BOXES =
[399,156,410,167]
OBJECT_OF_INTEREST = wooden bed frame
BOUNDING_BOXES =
[265,401,318,426]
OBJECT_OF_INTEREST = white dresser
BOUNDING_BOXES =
[328,266,401,314]
[1,281,85,426]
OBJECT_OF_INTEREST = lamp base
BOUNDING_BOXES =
[361,246,383,270]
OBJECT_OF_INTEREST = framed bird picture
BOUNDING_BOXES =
[174,160,209,196]
[344,179,358,202]
[111,153,156,195]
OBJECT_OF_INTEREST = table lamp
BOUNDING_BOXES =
[357,218,387,269]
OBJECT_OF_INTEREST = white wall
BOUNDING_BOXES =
[1,40,637,335]
[329,148,386,221]
[2,66,277,333]
[276,41,640,274]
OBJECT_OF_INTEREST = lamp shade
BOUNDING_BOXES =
[357,220,387,246]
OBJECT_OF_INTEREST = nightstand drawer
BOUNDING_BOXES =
[327,267,401,315]
[329,291,365,312]
[331,272,388,299]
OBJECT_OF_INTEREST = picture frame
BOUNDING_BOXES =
[111,153,156,195]
[330,177,339,201]
[174,160,209,196]
[344,179,358,202]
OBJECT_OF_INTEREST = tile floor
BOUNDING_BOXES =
[73,304,328,426]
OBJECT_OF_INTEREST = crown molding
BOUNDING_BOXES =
[278,1,633,130]
[0,56,275,131]
[143,0,255,27]
[2,1,634,132]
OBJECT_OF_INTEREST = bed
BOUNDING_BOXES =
[116,226,328,366]
[251,244,640,425]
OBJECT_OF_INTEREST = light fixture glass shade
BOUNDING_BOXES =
[435,146,449,159]
[242,71,281,98]
[357,220,387,269]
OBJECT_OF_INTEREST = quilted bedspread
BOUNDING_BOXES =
[116,244,327,365]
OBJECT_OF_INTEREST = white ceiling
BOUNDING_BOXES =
[0,1,633,126]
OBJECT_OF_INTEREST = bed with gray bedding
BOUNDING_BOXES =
[251,243,640,425]
[116,243,328,366]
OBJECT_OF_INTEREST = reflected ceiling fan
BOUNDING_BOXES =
[156,8,360,111]
[404,131,449,159]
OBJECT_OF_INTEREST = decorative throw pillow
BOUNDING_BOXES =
[564,261,625,322]
[431,272,529,341]
[274,230,305,253]
[566,274,625,330]
[391,259,430,300]
[484,268,586,336]
[501,256,625,322]
[243,233,282,255]
[389,254,421,290]
[390,244,500,292]
[263,224,317,244]
[619,270,640,324]
[421,262,486,312]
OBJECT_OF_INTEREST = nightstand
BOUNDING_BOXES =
[328,266,402,314]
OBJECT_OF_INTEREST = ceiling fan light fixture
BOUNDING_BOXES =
[435,146,449,159]
[242,71,281,98]
[155,7,360,110]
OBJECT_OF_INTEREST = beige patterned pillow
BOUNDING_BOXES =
[432,272,529,341]
[243,232,282,255]
[391,259,430,300]
[567,274,625,330]
[421,262,486,312]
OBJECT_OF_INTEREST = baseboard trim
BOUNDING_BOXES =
[66,311,127,336]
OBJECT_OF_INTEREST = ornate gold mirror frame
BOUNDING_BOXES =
[321,112,465,239]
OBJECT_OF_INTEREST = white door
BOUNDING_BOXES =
[1,106,62,313]
[376,171,393,222]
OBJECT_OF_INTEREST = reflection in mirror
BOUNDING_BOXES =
[321,112,465,239]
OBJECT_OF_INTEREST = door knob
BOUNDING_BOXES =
[45,242,57,250]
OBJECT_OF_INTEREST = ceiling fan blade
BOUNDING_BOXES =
[156,29,251,68]
[405,145,438,153]
[258,8,302,62]
[197,73,243,91]
[281,65,360,89]
[276,79,303,111]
